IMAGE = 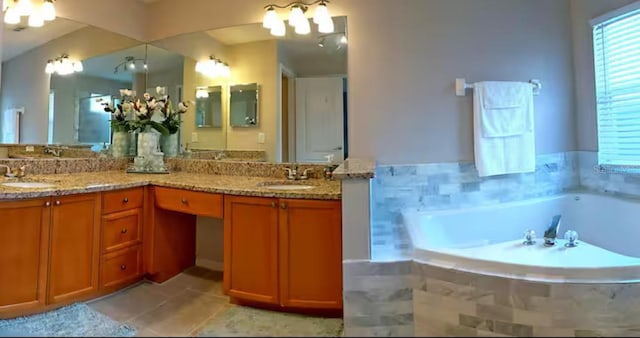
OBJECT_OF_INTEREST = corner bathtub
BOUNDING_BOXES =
[405,193,640,337]
[404,193,640,283]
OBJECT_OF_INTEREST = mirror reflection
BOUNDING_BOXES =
[195,86,223,128]
[229,83,258,127]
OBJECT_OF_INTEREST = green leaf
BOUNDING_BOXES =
[149,121,170,135]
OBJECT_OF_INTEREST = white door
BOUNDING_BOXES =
[295,77,344,163]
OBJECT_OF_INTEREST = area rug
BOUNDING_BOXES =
[197,305,343,337]
[0,303,136,337]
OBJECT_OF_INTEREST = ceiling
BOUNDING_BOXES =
[81,44,183,82]
[2,18,87,61]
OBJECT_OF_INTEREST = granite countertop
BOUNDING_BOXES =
[332,158,376,180]
[0,171,341,200]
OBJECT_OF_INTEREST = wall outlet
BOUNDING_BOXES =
[258,132,265,144]
[25,146,34,152]
[191,132,199,142]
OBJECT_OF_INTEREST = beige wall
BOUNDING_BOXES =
[570,0,637,151]
[56,0,147,41]
[0,26,140,143]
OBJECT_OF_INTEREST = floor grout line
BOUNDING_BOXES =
[186,302,233,337]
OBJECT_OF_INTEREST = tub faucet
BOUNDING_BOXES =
[543,214,562,246]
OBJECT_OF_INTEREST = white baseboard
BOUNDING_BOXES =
[196,258,224,271]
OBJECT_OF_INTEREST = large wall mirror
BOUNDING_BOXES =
[196,86,223,128]
[229,83,258,127]
[150,16,348,162]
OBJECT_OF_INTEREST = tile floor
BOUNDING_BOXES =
[87,266,344,337]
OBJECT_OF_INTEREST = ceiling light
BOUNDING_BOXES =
[41,0,55,21]
[263,1,333,37]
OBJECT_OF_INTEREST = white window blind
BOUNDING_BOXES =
[594,6,640,166]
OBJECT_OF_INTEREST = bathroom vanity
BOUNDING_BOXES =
[0,170,342,319]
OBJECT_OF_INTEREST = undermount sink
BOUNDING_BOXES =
[263,184,314,190]
[2,182,57,188]
[259,181,315,190]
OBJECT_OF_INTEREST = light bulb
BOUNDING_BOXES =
[340,35,348,44]
[143,63,148,69]
[2,0,8,12]
[4,7,20,24]
[53,60,62,74]
[73,61,83,72]
[45,61,54,74]
[270,18,286,37]
[294,17,310,35]
[41,0,55,21]
[288,6,304,27]
[28,11,44,27]
[195,61,203,73]
[129,62,135,70]
[318,17,334,33]
[16,0,33,17]
[221,64,231,78]
[313,3,330,24]
[262,7,277,29]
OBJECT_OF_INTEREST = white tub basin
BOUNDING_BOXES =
[2,182,56,188]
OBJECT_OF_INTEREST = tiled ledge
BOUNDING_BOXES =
[333,158,376,180]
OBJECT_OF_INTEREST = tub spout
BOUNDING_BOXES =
[543,214,562,246]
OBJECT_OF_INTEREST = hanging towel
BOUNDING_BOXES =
[473,81,535,177]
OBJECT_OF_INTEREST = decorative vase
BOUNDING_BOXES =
[136,126,160,158]
[160,133,179,158]
[110,131,130,158]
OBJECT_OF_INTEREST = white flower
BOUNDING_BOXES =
[178,102,189,112]
[147,99,158,110]
[143,93,151,101]
[136,105,148,117]
[156,86,166,96]
[120,89,133,97]
[122,102,132,113]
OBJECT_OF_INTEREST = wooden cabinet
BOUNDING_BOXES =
[100,187,144,290]
[154,186,223,218]
[0,198,51,317]
[47,193,101,304]
[224,195,342,310]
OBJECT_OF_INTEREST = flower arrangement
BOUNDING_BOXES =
[154,86,191,135]
[99,93,131,133]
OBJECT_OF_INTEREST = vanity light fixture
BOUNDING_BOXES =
[4,0,56,27]
[195,89,209,99]
[262,0,334,37]
[45,54,83,76]
[195,56,231,78]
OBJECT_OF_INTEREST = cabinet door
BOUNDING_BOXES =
[0,199,50,317]
[279,199,342,309]
[48,193,100,304]
[224,195,279,304]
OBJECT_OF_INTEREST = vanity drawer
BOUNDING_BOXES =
[101,245,142,288]
[102,208,142,253]
[103,188,144,214]
[154,187,223,218]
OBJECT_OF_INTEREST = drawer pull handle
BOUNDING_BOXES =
[271,202,277,208]
[120,264,127,270]
[123,197,129,203]
[55,200,61,206]
[280,203,287,209]
[45,201,51,207]
[181,198,187,205]
[121,228,128,234]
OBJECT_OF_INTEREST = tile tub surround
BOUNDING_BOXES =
[371,152,580,261]
[578,150,640,197]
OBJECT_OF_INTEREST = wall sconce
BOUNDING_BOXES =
[4,0,56,27]
[45,54,83,76]
[195,89,209,99]
[263,0,333,37]
[195,56,231,78]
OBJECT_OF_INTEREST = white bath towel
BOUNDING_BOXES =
[473,81,535,177]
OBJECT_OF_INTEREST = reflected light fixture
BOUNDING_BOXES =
[113,56,147,74]
[195,56,231,78]
[195,89,209,99]
[45,54,83,76]
[4,0,56,27]
[262,0,333,37]
[317,31,347,50]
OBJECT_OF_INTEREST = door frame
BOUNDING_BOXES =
[277,63,296,163]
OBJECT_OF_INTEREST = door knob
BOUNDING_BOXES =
[45,201,51,207]
[123,197,129,203]
[120,264,127,270]
[181,198,188,205]
[121,228,128,234]
[271,202,277,208]
[280,203,287,209]
[55,200,61,206]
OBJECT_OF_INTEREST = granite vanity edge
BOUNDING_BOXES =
[332,158,376,180]
[0,178,341,201]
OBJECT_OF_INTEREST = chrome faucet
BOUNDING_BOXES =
[44,146,62,157]
[1,164,28,178]
[284,165,298,180]
[543,215,562,246]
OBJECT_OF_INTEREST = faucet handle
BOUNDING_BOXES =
[300,168,313,180]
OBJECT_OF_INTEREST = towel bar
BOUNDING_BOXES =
[455,78,541,97]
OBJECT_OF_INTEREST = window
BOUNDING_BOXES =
[592,2,640,166]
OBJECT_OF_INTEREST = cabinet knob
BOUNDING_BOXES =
[121,228,128,234]
[45,201,51,207]
[120,264,127,270]
[123,197,129,203]
[55,200,61,206]
[271,202,277,208]
[280,203,287,209]
[181,198,187,205]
